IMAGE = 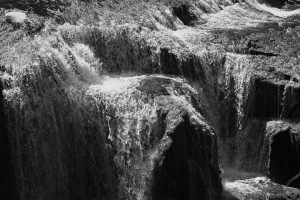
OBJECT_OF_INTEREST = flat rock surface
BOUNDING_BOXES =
[224,177,300,200]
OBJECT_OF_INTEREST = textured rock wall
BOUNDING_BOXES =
[266,121,300,189]
[1,0,300,199]
[87,76,222,200]
[0,58,223,200]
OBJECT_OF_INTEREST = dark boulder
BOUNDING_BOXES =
[266,121,300,189]
[87,75,223,200]
[173,5,198,26]
[249,76,300,121]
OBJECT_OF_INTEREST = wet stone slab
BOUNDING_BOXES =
[223,177,300,200]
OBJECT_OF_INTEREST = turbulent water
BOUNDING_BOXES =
[0,0,300,199]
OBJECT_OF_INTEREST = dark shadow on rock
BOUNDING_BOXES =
[0,0,70,16]
[268,123,300,189]
[221,191,239,200]
[0,81,17,200]
[137,77,171,96]
[253,79,284,118]
[250,77,300,121]
[246,39,279,56]
[248,50,278,57]
[282,86,300,121]
[269,129,293,184]
[151,115,222,200]
[288,103,300,120]
[159,48,205,81]
[259,0,287,8]
[173,5,198,26]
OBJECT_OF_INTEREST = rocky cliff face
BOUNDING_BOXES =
[0,67,222,200]
[266,121,300,189]
[0,0,300,199]
[87,75,222,199]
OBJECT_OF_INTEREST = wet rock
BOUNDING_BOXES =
[266,121,300,189]
[4,11,27,24]
[1,0,300,199]
[87,75,223,200]
[0,70,223,199]
[0,0,70,16]
[173,5,198,26]
[260,0,287,8]
[223,177,300,200]
[221,70,300,172]
[229,119,300,187]
[233,119,269,173]
[252,79,285,119]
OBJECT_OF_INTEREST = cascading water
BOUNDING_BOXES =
[1,0,300,199]
[0,30,117,200]
[0,28,222,199]
[86,75,222,199]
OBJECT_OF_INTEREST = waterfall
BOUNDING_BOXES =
[86,75,222,199]
[1,0,300,199]
[0,28,222,199]
[0,30,117,200]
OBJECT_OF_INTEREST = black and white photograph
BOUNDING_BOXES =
[0,0,300,199]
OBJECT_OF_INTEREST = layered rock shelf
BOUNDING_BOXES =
[0,0,300,199]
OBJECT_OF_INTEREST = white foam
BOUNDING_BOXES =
[5,11,27,23]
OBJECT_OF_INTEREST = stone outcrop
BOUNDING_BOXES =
[266,121,300,189]
[173,5,199,26]
[1,0,300,199]
[224,119,300,190]
[229,69,300,170]
[0,52,222,200]
[0,0,70,16]
[224,177,300,200]
[87,75,222,200]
